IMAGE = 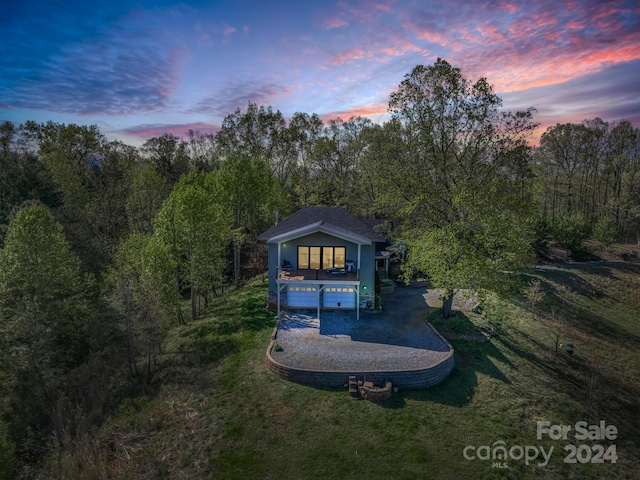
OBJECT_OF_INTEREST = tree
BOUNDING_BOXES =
[154,171,230,321]
[592,217,618,250]
[550,212,590,253]
[140,133,189,188]
[299,116,373,214]
[216,154,285,286]
[108,234,175,380]
[126,163,168,235]
[0,204,91,455]
[0,123,58,246]
[215,103,290,183]
[379,59,538,316]
[20,121,128,273]
[184,129,218,172]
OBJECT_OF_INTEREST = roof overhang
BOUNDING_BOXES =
[266,221,373,245]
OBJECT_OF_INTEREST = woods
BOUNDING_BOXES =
[1,58,639,477]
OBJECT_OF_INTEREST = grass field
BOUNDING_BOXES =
[80,263,640,479]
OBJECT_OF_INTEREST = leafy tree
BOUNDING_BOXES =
[108,234,175,380]
[299,117,373,214]
[379,59,538,316]
[140,133,189,188]
[154,171,230,321]
[550,213,590,253]
[215,103,290,183]
[216,154,285,286]
[185,129,218,172]
[126,163,168,235]
[592,217,618,250]
[0,122,58,246]
[0,204,91,456]
[20,121,121,273]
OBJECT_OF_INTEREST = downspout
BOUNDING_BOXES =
[357,243,362,321]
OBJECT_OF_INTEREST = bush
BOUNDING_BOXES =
[529,215,550,254]
[592,218,618,248]
[551,213,590,253]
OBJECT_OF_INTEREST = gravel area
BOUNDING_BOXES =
[270,282,452,371]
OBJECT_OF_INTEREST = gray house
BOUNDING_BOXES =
[257,207,386,320]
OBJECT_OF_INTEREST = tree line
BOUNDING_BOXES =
[0,58,639,476]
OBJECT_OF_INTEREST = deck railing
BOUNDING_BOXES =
[277,267,358,282]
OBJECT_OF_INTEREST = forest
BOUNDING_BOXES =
[1,59,639,477]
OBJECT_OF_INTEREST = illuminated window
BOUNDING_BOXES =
[298,246,347,269]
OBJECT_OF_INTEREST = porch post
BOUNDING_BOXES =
[277,283,281,318]
[277,241,282,273]
[356,286,360,320]
[357,244,361,280]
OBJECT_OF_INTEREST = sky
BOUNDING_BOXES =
[1,0,639,146]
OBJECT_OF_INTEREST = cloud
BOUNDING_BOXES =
[319,102,389,122]
[222,24,237,36]
[399,0,640,93]
[329,38,428,66]
[189,80,293,116]
[0,4,182,115]
[120,122,221,141]
[502,60,640,144]
[324,17,349,29]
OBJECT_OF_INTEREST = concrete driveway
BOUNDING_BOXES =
[270,282,452,372]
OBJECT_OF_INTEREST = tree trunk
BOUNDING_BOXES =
[441,291,454,318]
[233,243,241,286]
[191,283,197,321]
[174,269,184,325]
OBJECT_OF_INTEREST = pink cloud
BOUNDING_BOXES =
[319,103,389,123]
[324,17,349,29]
[222,24,237,36]
[332,48,368,65]
[121,122,221,141]
[395,0,640,96]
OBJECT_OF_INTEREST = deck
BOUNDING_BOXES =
[278,268,358,282]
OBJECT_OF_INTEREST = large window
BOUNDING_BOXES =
[298,246,346,269]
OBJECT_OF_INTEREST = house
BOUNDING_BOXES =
[257,207,386,320]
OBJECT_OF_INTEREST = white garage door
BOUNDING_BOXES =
[323,286,356,309]
[287,286,318,308]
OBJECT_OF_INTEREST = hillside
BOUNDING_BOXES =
[43,264,640,480]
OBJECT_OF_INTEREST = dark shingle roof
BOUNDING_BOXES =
[257,207,385,243]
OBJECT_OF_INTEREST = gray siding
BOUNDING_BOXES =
[267,231,376,303]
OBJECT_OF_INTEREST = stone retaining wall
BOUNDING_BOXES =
[265,323,454,390]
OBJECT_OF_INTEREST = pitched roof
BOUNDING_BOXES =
[257,207,385,244]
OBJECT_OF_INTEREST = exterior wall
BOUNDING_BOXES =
[269,232,376,303]
[279,232,358,269]
[267,242,279,296]
[358,244,375,307]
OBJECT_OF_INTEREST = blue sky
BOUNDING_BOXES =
[1,0,639,145]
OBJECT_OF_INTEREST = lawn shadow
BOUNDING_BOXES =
[401,339,513,407]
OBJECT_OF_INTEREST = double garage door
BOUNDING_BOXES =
[287,285,356,309]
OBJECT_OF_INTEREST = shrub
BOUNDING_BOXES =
[592,218,618,249]
[551,213,590,253]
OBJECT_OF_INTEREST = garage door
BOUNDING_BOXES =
[323,286,356,309]
[287,286,318,308]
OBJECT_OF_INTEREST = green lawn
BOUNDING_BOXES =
[93,266,640,479]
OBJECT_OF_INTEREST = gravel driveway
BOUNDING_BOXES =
[270,282,452,371]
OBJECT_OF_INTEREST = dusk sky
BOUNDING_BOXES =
[2,0,639,146]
